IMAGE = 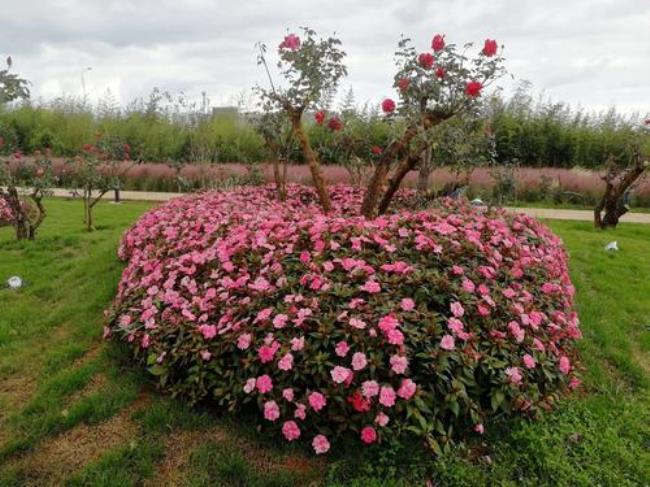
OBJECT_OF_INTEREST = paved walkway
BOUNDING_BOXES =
[50,188,650,224]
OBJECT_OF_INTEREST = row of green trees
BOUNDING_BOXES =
[0,84,646,168]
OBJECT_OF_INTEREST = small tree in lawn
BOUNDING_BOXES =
[68,140,132,231]
[256,28,348,211]
[0,150,53,240]
[0,56,30,105]
[594,119,650,229]
[364,35,506,216]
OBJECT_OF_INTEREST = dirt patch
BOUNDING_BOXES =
[1,398,149,486]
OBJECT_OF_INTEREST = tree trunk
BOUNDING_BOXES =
[290,111,331,212]
[361,124,419,218]
[378,148,425,215]
[417,145,433,194]
[594,159,647,229]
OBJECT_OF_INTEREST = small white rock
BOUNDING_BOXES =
[605,241,619,251]
[7,276,23,289]
[471,198,484,206]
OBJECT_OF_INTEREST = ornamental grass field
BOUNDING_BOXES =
[0,198,649,486]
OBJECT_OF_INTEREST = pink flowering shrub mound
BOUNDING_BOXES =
[0,197,14,226]
[105,184,581,454]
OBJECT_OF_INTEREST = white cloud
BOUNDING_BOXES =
[1,0,648,115]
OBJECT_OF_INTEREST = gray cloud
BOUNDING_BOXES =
[1,0,648,114]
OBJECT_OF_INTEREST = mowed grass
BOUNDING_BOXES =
[0,198,648,486]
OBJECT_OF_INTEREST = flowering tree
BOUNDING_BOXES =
[362,35,505,217]
[67,139,132,231]
[257,30,504,217]
[256,28,348,211]
[0,150,53,240]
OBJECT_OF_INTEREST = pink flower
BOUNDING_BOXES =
[474,423,485,434]
[278,352,294,371]
[440,334,455,351]
[349,317,367,329]
[361,280,381,293]
[360,426,377,444]
[141,334,150,348]
[450,301,465,318]
[237,333,252,350]
[381,98,396,114]
[386,328,404,346]
[243,378,256,394]
[351,352,368,371]
[279,33,301,51]
[447,317,464,335]
[282,388,294,402]
[508,321,525,343]
[361,380,379,398]
[559,356,571,375]
[258,343,279,363]
[294,402,306,420]
[273,314,289,329]
[331,366,352,384]
[200,350,212,361]
[255,307,273,322]
[312,434,330,454]
[335,340,350,357]
[282,420,301,441]
[462,279,476,293]
[505,366,523,385]
[397,77,410,91]
[198,324,216,340]
[263,400,280,421]
[256,374,273,393]
[291,336,305,351]
[400,298,415,311]
[375,412,390,426]
[523,354,536,369]
[308,391,327,411]
[390,355,408,374]
[379,386,396,407]
[431,33,445,51]
[397,378,417,400]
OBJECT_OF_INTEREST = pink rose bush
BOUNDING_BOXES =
[0,197,13,226]
[106,183,581,454]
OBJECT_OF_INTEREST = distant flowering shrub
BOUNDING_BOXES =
[106,184,581,454]
[0,197,13,226]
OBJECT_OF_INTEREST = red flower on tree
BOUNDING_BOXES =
[482,39,498,57]
[279,33,301,51]
[435,66,445,79]
[327,117,343,131]
[431,34,445,52]
[465,81,483,97]
[370,145,383,155]
[418,53,434,69]
[314,110,326,125]
[347,392,371,412]
[397,77,410,92]
[381,98,396,114]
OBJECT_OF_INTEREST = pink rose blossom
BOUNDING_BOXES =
[273,314,289,329]
[360,426,377,444]
[375,412,390,426]
[291,336,305,351]
[390,355,408,374]
[198,324,216,340]
[400,298,415,311]
[440,334,455,351]
[282,388,294,402]
[362,380,380,398]
[360,280,381,293]
[200,350,212,361]
[237,333,252,350]
[450,301,465,317]
[349,317,367,329]
[351,352,368,371]
[312,434,330,454]
[278,353,294,371]
[282,420,301,441]
[294,402,306,420]
[379,386,396,407]
[309,391,327,411]
[474,423,485,434]
[397,378,417,400]
[256,374,273,393]
[335,341,350,357]
[331,366,352,384]
[263,400,280,421]
[243,378,256,394]
[505,366,523,385]
[559,356,571,374]
[523,354,536,369]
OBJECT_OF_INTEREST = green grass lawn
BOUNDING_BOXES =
[0,198,648,486]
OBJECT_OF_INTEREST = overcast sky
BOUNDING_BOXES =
[2,0,649,115]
